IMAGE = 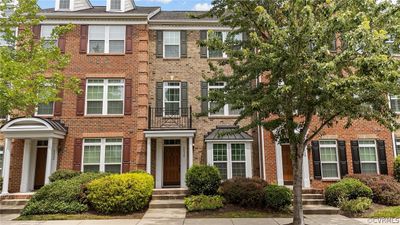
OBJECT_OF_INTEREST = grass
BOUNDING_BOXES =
[366,206,400,218]
[15,212,144,221]
[186,204,291,218]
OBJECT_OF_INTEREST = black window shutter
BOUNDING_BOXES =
[181,82,188,116]
[156,31,163,58]
[351,140,361,174]
[377,140,388,175]
[200,81,208,114]
[311,141,322,180]
[156,82,163,117]
[181,31,187,58]
[337,140,348,178]
[200,30,208,58]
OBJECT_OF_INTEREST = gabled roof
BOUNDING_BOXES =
[205,125,253,141]
[0,117,67,139]
[150,11,217,21]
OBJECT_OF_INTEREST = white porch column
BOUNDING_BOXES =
[44,138,54,184]
[188,137,193,168]
[20,139,32,192]
[302,148,311,188]
[180,138,187,188]
[155,138,162,188]
[51,139,59,174]
[146,138,151,174]
[1,138,12,195]
[275,142,284,186]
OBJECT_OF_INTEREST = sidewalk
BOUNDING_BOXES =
[2,214,395,225]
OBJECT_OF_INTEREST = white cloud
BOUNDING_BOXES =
[193,3,211,11]
[137,0,173,4]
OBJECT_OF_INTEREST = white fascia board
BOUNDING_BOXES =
[144,130,196,138]
[2,131,66,139]
[40,20,148,25]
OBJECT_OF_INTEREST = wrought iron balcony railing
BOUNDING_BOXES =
[148,106,192,130]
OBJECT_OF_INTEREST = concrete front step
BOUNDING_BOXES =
[152,188,188,195]
[302,194,324,200]
[0,204,25,214]
[302,199,325,205]
[302,189,323,194]
[303,205,339,215]
[0,199,29,206]
[149,199,185,209]
[0,193,34,200]
[152,194,186,200]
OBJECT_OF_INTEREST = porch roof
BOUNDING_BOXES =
[204,125,253,142]
[0,117,67,139]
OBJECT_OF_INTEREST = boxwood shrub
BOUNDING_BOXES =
[49,169,81,182]
[184,195,224,212]
[21,172,107,215]
[219,177,268,208]
[340,197,372,214]
[185,165,221,196]
[325,178,373,207]
[394,156,400,182]
[86,173,154,214]
[264,184,293,211]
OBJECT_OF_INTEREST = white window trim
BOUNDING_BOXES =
[319,140,340,180]
[207,141,252,179]
[396,138,400,156]
[359,140,380,174]
[163,82,181,117]
[208,82,240,117]
[163,31,181,59]
[85,79,125,116]
[55,0,73,11]
[35,102,55,117]
[389,95,400,114]
[87,26,126,54]
[82,138,123,173]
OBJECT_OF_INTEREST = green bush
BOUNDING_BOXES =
[0,176,2,192]
[184,195,224,212]
[340,197,372,214]
[86,173,154,214]
[264,184,293,211]
[395,156,400,182]
[129,170,147,174]
[325,178,373,207]
[185,165,221,196]
[219,177,268,208]
[49,169,81,182]
[22,172,107,215]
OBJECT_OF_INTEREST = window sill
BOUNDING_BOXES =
[321,178,341,182]
[208,115,240,119]
[208,57,227,61]
[163,58,181,61]
[86,53,126,56]
[84,115,125,118]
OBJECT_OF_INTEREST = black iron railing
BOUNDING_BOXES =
[148,106,192,129]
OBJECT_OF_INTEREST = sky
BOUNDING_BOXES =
[38,0,213,11]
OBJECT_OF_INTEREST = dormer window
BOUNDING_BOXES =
[110,0,121,11]
[59,0,70,10]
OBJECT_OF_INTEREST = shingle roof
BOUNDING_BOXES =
[205,125,253,141]
[150,11,217,21]
[40,6,160,15]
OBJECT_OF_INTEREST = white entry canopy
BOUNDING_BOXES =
[1,117,67,139]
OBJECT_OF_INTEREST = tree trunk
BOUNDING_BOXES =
[292,143,305,225]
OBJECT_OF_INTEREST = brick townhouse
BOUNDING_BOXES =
[0,0,399,194]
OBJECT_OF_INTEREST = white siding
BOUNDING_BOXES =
[73,0,91,11]
[124,0,134,11]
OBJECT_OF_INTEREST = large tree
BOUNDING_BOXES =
[0,0,78,117]
[201,0,400,224]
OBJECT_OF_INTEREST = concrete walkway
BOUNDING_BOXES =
[2,214,398,225]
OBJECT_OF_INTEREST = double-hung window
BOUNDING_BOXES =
[390,95,400,113]
[110,0,121,10]
[386,36,400,55]
[41,25,57,48]
[163,31,180,58]
[359,140,379,174]
[59,0,70,10]
[396,138,400,156]
[82,138,123,173]
[208,82,241,116]
[319,140,340,179]
[163,82,181,116]
[211,143,248,180]
[86,79,124,115]
[36,102,54,116]
[88,26,125,54]
[0,32,7,46]
[208,32,242,58]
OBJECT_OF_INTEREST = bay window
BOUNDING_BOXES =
[319,140,340,179]
[86,79,124,115]
[359,140,379,174]
[88,26,125,54]
[163,31,180,58]
[83,138,122,173]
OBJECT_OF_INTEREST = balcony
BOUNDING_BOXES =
[148,106,192,130]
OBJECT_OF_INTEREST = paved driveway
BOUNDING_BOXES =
[1,214,398,225]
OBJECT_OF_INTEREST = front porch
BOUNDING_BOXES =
[0,117,67,194]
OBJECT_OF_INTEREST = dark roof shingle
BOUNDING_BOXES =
[205,125,253,141]
[150,11,217,21]
[40,6,160,15]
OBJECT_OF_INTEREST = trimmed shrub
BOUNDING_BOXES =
[129,170,147,174]
[395,156,400,182]
[22,172,107,215]
[86,173,154,214]
[347,174,400,206]
[185,165,221,196]
[219,177,268,208]
[184,195,224,212]
[49,169,81,182]
[340,197,372,214]
[325,178,372,207]
[264,184,293,211]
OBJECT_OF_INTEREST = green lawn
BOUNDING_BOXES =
[367,206,400,218]
[16,212,144,220]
